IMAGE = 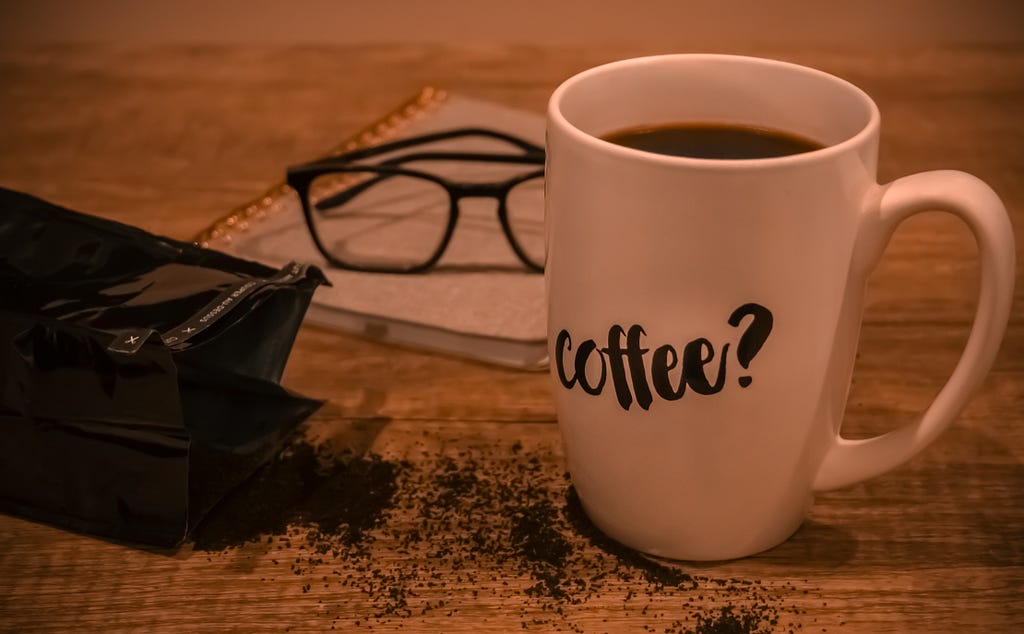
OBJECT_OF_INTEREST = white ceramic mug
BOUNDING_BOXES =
[545,54,1015,561]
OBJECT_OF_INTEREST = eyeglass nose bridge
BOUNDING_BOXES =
[449,183,507,200]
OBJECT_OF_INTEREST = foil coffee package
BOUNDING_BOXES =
[0,188,328,547]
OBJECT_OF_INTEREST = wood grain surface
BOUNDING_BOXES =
[0,44,1021,633]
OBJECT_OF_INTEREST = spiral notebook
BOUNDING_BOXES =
[193,88,548,369]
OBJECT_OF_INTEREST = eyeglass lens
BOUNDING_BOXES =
[308,170,452,270]
[307,168,546,271]
[505,176,545,268]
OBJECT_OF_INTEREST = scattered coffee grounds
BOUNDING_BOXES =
[193,438,818,632]
[192,442,405,552]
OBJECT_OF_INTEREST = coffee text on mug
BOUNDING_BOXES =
[554,303,773,411]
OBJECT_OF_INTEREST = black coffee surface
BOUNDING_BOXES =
[602,122,825,159]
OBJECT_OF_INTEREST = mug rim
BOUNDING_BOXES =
[548,53,880,170]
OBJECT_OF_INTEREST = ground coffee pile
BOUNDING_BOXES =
[193,439,815,632]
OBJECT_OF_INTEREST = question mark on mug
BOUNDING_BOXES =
[727,303,774,387]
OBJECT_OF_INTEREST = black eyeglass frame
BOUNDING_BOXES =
[286,128,546,274]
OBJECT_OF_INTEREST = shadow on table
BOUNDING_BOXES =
[757,424,1024,573]
[609,423,1024,576]
[753,519,859,568]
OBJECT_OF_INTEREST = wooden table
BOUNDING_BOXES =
[0,44,1021,633]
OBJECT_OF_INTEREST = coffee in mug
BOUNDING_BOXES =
[602,122,824,159]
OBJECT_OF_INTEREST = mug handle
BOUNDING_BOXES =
[813,170,1015,491]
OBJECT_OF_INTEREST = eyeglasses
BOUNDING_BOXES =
[286,128,546,274]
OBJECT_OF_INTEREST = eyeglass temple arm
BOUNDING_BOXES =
[377,151,544,166]
[312,172,396,212]
[312,153,544,211]
[301,127,544,168]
